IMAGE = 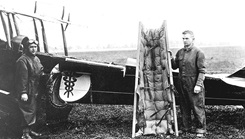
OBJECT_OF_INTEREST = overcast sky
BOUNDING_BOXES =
[1,0,245,51]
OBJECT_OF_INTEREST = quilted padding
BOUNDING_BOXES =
[136,26,173,135]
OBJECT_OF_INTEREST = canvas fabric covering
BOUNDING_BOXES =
[136,23,173,135]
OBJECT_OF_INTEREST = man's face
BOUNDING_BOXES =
[28,44,37,55]
[182,33,194,47]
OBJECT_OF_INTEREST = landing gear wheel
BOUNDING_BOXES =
[45,73,73,125]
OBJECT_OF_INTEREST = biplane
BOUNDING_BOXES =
[0,1,245,137]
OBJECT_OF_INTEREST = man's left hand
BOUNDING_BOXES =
[194,85,202,94]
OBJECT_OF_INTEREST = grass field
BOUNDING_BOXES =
[39,46,245,138]
[40,104,245,139]
[68,46,245,74]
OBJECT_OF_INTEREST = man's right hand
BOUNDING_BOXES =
[21,93,28,101]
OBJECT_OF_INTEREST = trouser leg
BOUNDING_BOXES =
[191,89,206,133]
[179,85,192,131]
[179,76,206,134]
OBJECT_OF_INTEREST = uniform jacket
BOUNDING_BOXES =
[171,45,206,87]
[15,54,43,98]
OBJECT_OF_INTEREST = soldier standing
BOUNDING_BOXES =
[15,37,43,139]
[170,30,206,137]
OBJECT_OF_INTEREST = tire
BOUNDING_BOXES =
[43,73,73,125]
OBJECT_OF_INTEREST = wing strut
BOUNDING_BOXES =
[33,1,40,51]
[12,14,20,36]
[61,6,68,56]
[0,11,11,48]
[7,13,13,39]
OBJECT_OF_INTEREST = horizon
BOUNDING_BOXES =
[1,0,245,52]
[58,45,245,53]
